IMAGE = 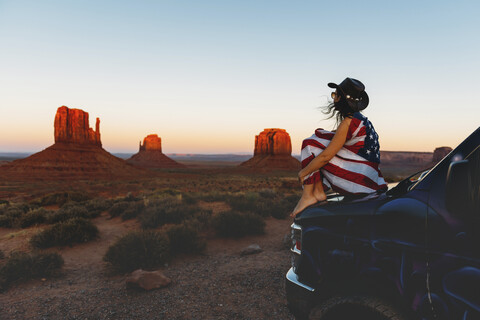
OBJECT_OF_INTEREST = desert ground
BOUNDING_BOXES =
[0,163,299,320]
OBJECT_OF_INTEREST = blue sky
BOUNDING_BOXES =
[0,0,479,154]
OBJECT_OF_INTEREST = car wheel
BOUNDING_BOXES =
[308,296,408,320]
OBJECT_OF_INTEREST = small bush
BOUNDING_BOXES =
[140,197,198,229]
[108,201,130,217]
[0,251,64,291]
[121,201,145,221]
[0,206,24,228]
[166,223,206,255]
[30,218,99,248]
[0,250,4,260]
[19,208,49,228]
[197,191,228,202]
[33,192,91,207]
[226,192,260,212]
[259,188,277,199]
[212,211,265,238]
[103,230,170,273]
[0,214,15,228]
[85,197,113,213]
[47,204,91,224]
[224,192,292,219]
[109,201,145,220]
[188,209,213,230]
[181,193,199,205]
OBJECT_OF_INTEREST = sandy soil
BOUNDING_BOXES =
[0,210,295,320]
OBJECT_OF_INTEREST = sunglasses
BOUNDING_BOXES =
[332,91,357,101]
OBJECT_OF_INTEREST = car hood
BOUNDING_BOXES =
[295,192,389,221]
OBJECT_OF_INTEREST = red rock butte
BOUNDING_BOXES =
[0,106,146,180]
[240,128,300,170]
[54,106,101,146]
[127,134,185,168]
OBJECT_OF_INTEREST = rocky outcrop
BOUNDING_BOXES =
[0,106,146,180]
[127,134,185,168]
[54,106,101,146]
[240,128,300,170]
[433,147,452,163]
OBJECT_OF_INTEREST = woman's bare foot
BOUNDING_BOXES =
[290,194,318,217]
[313,189,327,202]
[313,182,327,202]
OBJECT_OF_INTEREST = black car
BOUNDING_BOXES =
[286,128,479,320]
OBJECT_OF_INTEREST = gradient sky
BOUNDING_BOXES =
[0,0,479,154]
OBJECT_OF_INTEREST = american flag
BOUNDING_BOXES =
[301,113,387,195]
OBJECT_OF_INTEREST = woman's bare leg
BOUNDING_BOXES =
[291,184,318,217]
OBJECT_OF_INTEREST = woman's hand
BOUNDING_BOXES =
[298,169,308,184]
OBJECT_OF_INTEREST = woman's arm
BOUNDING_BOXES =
[298,117,352,182]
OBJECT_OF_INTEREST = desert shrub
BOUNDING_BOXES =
[121,201,145,221]
[258,188,277,199]
[30,218,99,248]
[123,192,139,202]
[108,200,145,220]
[0,251,63,291]
[103,230,170,273]
[181,193,200,205]
[197,191,228,202]
[140,196,199,229]
[154,188,181,197]
[0,214,15,228]
[166,223,206,255]
[85,197,113,213]
[19,207,50,228]
[108,201,130,217]
[0,250,4,260]
[47,204,91,224]
[34,192,91,206]
[212,210,265,238]
[226,192,260,212]
[0,206,24,228]
[188,209,213,230]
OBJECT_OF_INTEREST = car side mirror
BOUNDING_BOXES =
[445,160,471,216]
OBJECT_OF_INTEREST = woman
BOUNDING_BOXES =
[291,77,387,217]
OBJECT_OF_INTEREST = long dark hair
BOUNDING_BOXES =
[322,93,356,126]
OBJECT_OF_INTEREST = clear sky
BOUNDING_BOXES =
[0,0,479,154]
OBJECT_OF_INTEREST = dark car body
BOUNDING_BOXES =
[286,128,480,320]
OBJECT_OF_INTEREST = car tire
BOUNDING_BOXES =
[308,296,408,320]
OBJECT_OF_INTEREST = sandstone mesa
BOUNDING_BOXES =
[0,106,146,180]
[127,134,185,168]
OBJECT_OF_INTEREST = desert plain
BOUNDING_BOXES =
[0,107,449,320]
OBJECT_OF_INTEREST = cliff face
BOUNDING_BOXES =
[241,128,300,170]
[139,134,162,152]
[54,106,101,146]
[254,129,292,156]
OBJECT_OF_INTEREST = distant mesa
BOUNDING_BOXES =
[432,146,452,163]
[0,106,146,180]
[240,128,300,170]
[126,134,185,168]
